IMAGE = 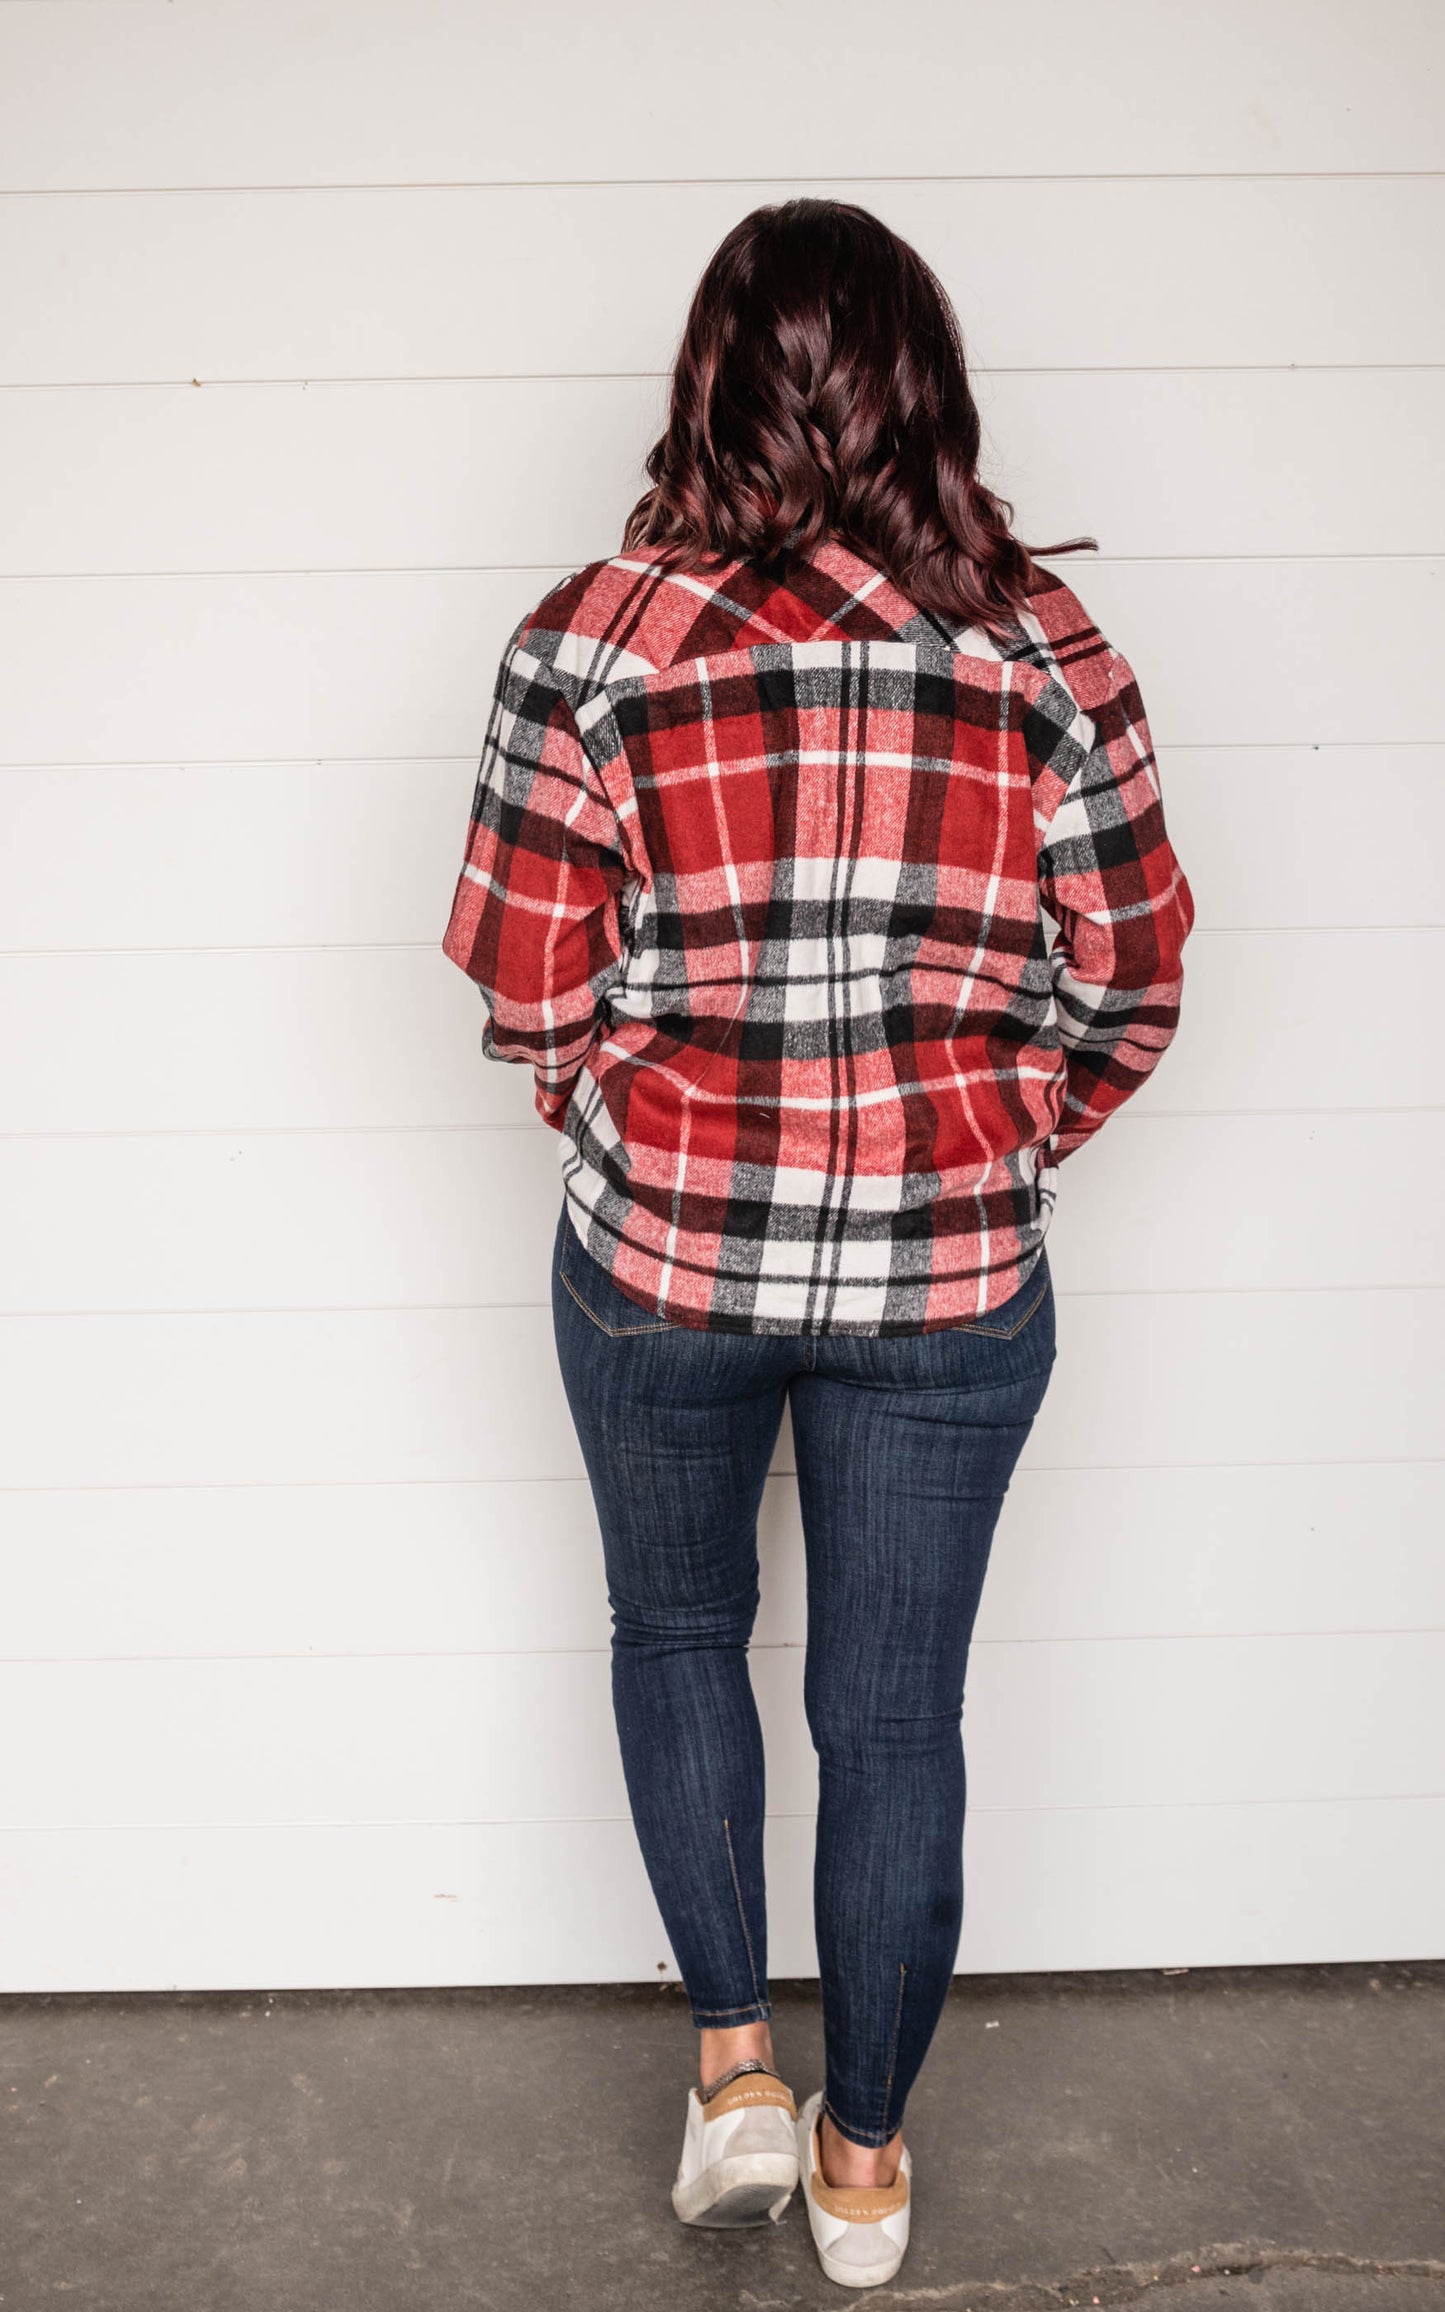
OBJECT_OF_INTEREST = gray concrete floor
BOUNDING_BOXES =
[1,1963,1441,2311]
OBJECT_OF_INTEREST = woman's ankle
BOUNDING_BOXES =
[819,2109,903,2188]
[698,2019,775,2090]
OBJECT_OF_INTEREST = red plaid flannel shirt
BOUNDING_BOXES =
[443,539,1194,1334]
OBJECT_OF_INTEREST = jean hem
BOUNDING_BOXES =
[821,2093,901,2149]
[689,2000,773,2028]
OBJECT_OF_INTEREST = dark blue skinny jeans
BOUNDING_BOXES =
[551,1203,1057,2148]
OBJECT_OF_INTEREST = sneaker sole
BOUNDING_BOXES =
[813,2239,906,2288]
[672,2151,799,2228]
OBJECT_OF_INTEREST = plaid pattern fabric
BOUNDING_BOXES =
[443,539,1194,1334]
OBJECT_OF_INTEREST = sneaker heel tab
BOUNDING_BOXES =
[701,2071,796,2121]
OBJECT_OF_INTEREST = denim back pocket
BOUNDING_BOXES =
[556,1211,681,1337]
[949,1254,1052,1339]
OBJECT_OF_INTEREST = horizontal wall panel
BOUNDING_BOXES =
[0,1818,676,1992]
[5,1795,1442,1992]
[1086,561,1445,752]
[5,746,1433,955]
[2,932,1436,1134]
[0,1288,1436,1490]
[1044,1114,1445,1293]
[2,1633,1440,1828]
[0,570,527,766]
[3,0,1439,190]
[0,378,641,579]
[7,177,1445,384]
[0,948,532,1134]
[1144,928,1444,1119]
[1155,748,1440,932]
[0,1128,567,1311]
[3,561,1439,766]
[0,758,474,950]
[987,370,1445,562]
[4,1462,1441,1661]
[10,370,1444,574]
[3,1113,1439,1315]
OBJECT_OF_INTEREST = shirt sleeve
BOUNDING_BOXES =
[1028,647,1196,1163]
[442,628,630,1131]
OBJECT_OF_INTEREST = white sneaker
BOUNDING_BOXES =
[795,2090,912,2288]
[670,2066,800,2228]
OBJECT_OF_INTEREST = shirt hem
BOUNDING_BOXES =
[563,1193,1050,1340]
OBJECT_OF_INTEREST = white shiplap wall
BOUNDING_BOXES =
[1,0,1442,1993]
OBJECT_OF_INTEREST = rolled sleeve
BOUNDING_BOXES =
[1032,649,1195,1161]
[442,632,629,1129]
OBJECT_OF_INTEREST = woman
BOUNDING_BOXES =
[443,199,1193,2289]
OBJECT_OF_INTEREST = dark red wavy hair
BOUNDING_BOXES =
[624,198,1093,631]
